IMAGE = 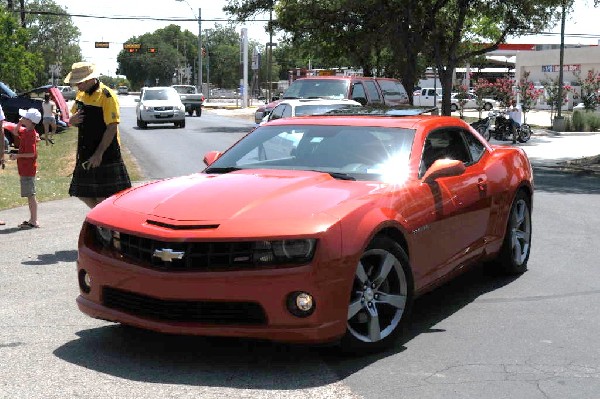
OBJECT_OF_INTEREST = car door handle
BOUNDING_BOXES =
[477,178,487,193]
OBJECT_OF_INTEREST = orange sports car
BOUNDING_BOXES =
[76,108,533,352]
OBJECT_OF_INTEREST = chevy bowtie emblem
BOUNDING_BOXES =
[153,248,185,262]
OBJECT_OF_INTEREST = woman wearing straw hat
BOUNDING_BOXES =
[65,62,131,208]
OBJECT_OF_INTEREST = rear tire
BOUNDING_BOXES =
[339,236,413,353]
[451,104,458,112]
[495,190,532,274]
[484,102,493,111]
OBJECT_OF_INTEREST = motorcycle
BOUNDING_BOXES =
[470,111,531,143]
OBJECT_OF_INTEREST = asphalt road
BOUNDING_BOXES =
[1,104,599,399]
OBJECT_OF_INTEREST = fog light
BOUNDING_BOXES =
[287,291,315,317]
[78,269,91,294]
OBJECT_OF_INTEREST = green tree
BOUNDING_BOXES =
[0,7,43,91]
[573,69,600,110]
[23,0,82,86]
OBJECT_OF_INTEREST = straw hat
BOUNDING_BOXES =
[64,62,100,85]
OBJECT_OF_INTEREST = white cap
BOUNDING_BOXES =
[19,108,42,124]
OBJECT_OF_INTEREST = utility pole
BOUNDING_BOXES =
[19,0,25,28]
[198,8,202,93]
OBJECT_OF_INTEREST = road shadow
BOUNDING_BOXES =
[54,326,336,389]
[322,265,521,378]
[533,167,600,194]
[199,126,254,134]
[21,249,78,265]
[54,264,518,388]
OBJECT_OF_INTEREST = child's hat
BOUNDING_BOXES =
[19,108,42,124]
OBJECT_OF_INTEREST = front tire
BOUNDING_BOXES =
[518,124,532,143]
[451,104,458,112]
[340,236,414,353]
[495,190,532,274]
[484,102,493,111]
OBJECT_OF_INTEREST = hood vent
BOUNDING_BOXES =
[147,220,220,230]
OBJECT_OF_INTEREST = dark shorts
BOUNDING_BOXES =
[20,176,36,197]
[69,160,131,198]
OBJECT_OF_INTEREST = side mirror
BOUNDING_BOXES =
[203,150,223,166]
[422,159,466,183]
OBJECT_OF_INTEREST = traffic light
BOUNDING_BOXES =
[127,48,139,53]
[147,47,158,53]
[201,47,206,57]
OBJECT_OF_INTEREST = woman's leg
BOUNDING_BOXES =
[43,121,50,145]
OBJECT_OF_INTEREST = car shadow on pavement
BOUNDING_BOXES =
[53,325,340,389]
[199,126,255,134]
[21,250,78,265]
[322,265,521,379]
[53,264,520,389]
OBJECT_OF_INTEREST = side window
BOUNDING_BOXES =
[351,83,367,104]
[363,81,382,104]
[282,105,292,118]
[462,129,486,163]
[270,105,285,120]
[419,129,472,177]
[377,79,408,103]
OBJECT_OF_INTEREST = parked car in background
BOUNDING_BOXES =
[261,98,362,124]
[0,82,70,132]
[135,86,186,129]
[117,86,129,95]
[57,85,76,101]
[75,107,533,353]
[254,76,410,123]
[171,85,204,116]
[412,88,443,107]
[440,92,498,112]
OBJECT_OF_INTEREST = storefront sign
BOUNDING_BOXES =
[542,64,581,73]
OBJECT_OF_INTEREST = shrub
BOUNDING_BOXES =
[588,112,600,131]
[572,110,586,131]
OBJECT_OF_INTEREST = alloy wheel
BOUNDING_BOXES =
[347,248,408,343]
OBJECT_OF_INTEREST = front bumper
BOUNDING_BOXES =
[76,246,351,344]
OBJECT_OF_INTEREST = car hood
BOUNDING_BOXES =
[90,169,385,237]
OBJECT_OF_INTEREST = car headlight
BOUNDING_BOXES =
[254,239,317,264]
[94,225,121,250]
[178,104,185,111]
[142,105,153,112]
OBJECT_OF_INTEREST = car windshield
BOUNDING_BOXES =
[294,103,361,116]
[143,89,179,101]
[205,124,416,181]
[283,79,350,100]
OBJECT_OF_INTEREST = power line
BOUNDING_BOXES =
[22,9,270,23]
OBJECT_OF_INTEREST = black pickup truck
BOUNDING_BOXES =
[255,76,409,124]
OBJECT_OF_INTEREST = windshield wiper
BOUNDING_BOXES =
[308,170,356,181]
[205,166,242,174]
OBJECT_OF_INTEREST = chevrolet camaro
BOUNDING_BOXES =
[76,108,533,352]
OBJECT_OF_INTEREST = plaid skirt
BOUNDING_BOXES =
[69,160,131,198]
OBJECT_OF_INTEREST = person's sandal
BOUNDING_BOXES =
[18,221,40,229]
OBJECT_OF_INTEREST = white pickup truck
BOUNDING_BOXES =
[412,88,442,107]
[171,85,205,116]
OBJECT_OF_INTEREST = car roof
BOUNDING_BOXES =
[275,99,362,107]
[264,108,469,129]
